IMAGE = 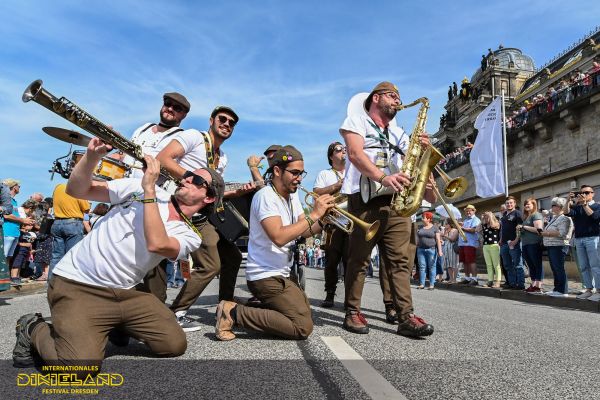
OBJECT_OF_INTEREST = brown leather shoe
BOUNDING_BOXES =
[397,314,434,338]
[343,311,369,334]
[215,300,236,341]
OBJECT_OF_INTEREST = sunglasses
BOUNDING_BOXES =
[163,101,185,113]
[217,115,237,127]
[284,169,307,179]
[182,171,214,194]
[380,91,402,104]
[333,145,346,152]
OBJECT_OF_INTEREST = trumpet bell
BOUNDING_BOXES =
[365,220,380,241]
[443,176,468,199]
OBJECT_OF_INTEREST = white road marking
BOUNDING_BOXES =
[321,336,408,400]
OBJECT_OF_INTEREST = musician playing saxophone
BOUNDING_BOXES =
[313,141,348,308]
[339,81,435,337]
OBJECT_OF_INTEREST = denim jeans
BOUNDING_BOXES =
[49,219,84,277]
[435,253,443,276]
[522,243,544,281]
[547,246,568,293]
[574,236,600,290]
[499,243,524,287]
[166,261,184,287]
[417,248,436,287]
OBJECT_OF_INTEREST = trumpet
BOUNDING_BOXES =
[299,186,379,241]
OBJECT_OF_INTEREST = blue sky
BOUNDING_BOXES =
[1,0,599,204]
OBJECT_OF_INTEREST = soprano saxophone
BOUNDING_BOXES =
[22,79,179,186]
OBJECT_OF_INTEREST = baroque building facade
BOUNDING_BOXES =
[434,27,600,214]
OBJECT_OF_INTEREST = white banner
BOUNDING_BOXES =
[470,96,506,198]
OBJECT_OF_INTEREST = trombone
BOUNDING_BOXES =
[299,186,380,241]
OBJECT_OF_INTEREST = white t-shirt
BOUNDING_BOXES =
[339,114,409,195]
[53,178,202,289]
[173,129,227,176]
[246,186,304,281]
[124,123,184,178]
[313,168,345,189]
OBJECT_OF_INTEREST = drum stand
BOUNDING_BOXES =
[49,144,74,180]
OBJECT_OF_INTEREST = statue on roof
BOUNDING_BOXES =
[481,55,488,71]
[448,85,453,101]
[452,81,458,97]
[459,77,472,100]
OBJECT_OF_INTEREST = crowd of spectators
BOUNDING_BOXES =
[415,186,600,300]
[0,179,112,289]
[507,61,600,130]
[439,142,473,172]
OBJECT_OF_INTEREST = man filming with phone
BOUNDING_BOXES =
[565,185,600,301]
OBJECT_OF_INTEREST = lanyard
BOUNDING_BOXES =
[171,196,203,238]
[366,120,405,156]
[201,132,218,170]
[271,184,293,223]
[331,168,343,182]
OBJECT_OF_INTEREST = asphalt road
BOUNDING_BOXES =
[1,266,598,400]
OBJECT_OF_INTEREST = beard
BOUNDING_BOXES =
[160,112,179,127]
[380,103,397,120]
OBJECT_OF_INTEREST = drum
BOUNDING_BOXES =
[70,150,85,168]
[95,157,128,181]
[65,150,86,177]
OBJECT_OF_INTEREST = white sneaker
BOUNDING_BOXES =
[548,291,569,298]
[587,293,600,302]
[576,291,593,300]
[177,315,202,332]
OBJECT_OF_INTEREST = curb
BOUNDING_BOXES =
[435,282,600,313]
[0,281,47,297]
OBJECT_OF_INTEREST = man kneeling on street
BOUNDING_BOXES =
[12,138,224,374]
[215,145,335,341]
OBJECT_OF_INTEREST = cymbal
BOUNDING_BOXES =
[42,127,92,147]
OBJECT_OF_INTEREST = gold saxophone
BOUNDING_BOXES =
[391,97,444,216]
[391,97,468,240]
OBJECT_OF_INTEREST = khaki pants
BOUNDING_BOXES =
[323,226,348,295]
[32,275,186,374]
[137,259,168,303]
[236,276,313,339]
[379,222,417,307]
[170,222,242,313]
[345,193,414,320]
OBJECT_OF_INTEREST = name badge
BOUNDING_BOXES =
[375,151,388,168]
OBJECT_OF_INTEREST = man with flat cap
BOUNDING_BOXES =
[340,81,435,337]
[157,105,255,331]
[215,145,335,341]
[121,92,191,178]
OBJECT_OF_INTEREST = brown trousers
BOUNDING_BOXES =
[236,276,313,339]
[345,193,414,320]
[379,222,417,307]
[170,222,242,313]
[323,226,348,295]
[32,275,186,373]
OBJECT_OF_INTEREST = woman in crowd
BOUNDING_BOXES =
[9,200,38,285]
[441,218,459,283]
[517,198,544,293]
[478,211,501,288]
[540,197,573,297]
[416,211,442,290]
[32,198,53,281]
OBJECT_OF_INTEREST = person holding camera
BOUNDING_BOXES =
[566,185,600,301]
